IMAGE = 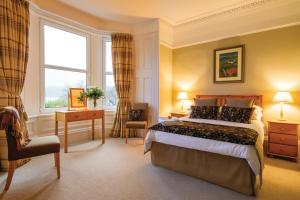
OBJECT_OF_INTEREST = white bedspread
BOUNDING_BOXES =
[144,117,264,175]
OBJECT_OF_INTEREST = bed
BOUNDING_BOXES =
[144,95,264,195]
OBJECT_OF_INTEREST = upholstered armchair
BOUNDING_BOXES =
[0,107,60,191]
[125,103,148,144]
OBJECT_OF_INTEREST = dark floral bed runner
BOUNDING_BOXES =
[149,121,258,145]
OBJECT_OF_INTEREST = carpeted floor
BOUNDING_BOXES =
[0,138,299,200]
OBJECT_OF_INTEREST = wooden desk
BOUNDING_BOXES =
[55,109,105,153]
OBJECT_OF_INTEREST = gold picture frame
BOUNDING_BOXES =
[214,45,245,83]
[68,88,86,110]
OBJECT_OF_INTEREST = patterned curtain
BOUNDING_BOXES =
[110,33,134,138]
[0,0,30,168]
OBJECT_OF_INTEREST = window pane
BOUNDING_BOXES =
[105,75,117,106]
[44,25,87,70]
[105,41,113,73]
[45,68,86,108]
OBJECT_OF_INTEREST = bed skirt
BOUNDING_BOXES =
[150,142,258,195]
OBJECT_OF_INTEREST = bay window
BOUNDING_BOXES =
[103,39,117,107]
[42,24,87,109]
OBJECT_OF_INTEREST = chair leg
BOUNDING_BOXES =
[125,128,129,144]
[54,152,60,179]
[4,161,16,191]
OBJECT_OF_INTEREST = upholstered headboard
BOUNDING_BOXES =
[195,95,263,107]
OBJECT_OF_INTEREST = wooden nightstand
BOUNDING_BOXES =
[267,120,299,162]
[170,112,188,118]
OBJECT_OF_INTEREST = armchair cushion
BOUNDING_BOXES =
[125,121,147,129]
[15,136,60,160]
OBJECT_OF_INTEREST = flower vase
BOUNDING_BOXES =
[93,99,97,109]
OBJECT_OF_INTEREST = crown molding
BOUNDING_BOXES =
[170,21,300,49]
[159,41,173,49]
[29,2,120,36]
[167,0,274,26]
[158,0,300,49]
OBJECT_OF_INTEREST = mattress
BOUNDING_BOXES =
[144,117,264,175]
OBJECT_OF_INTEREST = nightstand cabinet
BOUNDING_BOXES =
[267,121,298,161]
[170,112,188,118]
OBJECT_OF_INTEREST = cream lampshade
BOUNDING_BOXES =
[273,91,293,121]
[177,91,188,113]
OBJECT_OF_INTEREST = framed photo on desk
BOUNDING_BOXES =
[68,88,86,110]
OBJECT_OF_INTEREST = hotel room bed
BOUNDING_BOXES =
[144,95,264,195]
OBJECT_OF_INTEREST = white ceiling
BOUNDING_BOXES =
[56,0,300,48]
[58,0,260,25]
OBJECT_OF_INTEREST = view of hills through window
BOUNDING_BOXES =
[43,25,87,108]
[43,25,116,109]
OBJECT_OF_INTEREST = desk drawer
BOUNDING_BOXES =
[269,133,297,146]
[269,143,298,157]
[66,112,89,121]
[88,111,103,119]
[268,123,297,135]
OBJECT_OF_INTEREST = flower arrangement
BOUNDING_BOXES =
[78,87,105,108]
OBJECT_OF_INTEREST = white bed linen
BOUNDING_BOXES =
[144,117,264,175]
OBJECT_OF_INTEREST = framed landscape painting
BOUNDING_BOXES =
[214,45,244,83]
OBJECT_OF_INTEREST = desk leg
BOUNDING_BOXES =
[64,122,68,153]
[55,120,58,136]
[92,119,95,140]
[102,116,105,144]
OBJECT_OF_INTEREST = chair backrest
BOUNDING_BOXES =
[0,110,20,161]
[131,103,148,121]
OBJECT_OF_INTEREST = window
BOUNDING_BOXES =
[103,39,117,107]
[42,24,87,109]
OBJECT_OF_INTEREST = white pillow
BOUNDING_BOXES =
[252,105,263,121]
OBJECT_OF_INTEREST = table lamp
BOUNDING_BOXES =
[273,91,293,121]
[177,91,188,113]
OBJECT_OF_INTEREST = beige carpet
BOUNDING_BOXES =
[0,138,299,200]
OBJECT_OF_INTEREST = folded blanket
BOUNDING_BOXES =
[0,106,30,150]
[149,121,258,145]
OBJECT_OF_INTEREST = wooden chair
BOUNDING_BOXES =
[125,103,148,144]
[0,108,60,191]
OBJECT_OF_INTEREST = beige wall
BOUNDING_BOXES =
[170,25,300,124]
[32,0,132,32]
[159,45,173,117]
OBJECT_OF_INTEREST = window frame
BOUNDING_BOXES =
[40,20,90,113]
[102,37,117,110]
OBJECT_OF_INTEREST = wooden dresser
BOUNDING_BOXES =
[267,120,298,162]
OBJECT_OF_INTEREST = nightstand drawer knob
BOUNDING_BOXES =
[280,128,285,131]
[279,149,284,152]
[279,137,285,141]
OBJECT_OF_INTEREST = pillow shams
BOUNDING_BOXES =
[194,98,217,106]
[251,105,263,121]
[190,106,219,120]
[219,106,254,124]
[225,98,254,108]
